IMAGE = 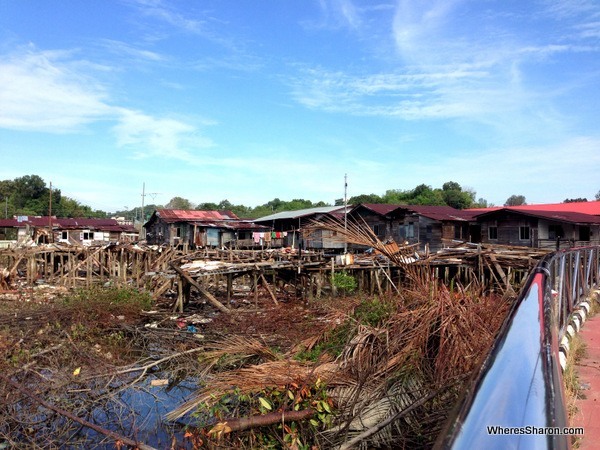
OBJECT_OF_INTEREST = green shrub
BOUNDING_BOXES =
[61,286,152,318]
[354,298,394,327]
[332,271,357,294]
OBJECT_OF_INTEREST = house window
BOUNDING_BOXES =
[405,222,415,238]
[373,224,383,237]
[488,226,498,240]
[176,227,182,238]
[580,226,590,241]
[453,226,461,240]
[519,226,530,240]
[61,231,68,240]
[83,231,94,240]
[548,225,564,240]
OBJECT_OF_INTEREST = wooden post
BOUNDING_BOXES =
[227,273,233,304]
[316,272,323,299]
[374,269,383,296]
[86,250,92,288]
[175,276,184,313]
[170,263,231,314]
[331,259,337,297]
[259,271,278,306]
[253,271,259,306]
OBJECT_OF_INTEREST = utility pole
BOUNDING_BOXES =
[344,173,348,254]
[48,181,53,243]
[140,183,160,239]
[141,182,145,224]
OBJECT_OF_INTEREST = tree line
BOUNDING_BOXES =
[0,175,107,219]
[2,175,599,221]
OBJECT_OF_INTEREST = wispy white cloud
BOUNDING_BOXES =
[112,109,215,161]
[0,45,216,164]
[0,46,114,132]
[541,0,600,20]
[130,0,207,34]
[304,0,364,30]
[393,0,465,60]
[289,65,505,120]
[289,0,600,145]
[100,39,165,62]
[192,54,263,73]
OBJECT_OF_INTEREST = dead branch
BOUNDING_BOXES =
[213,409,314,434]
[84,346,206,381]
[0,373,158,450]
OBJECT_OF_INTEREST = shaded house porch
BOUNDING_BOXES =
[348,204,474,253]
[474,208,600,249]
[253,206,349,251]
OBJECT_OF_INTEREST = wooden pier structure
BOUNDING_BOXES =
[0,242,551,313]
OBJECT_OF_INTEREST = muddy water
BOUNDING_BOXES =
[70,375,198,449]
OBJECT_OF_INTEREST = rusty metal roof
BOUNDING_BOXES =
[0,216,136,232]
[156,209,240,223]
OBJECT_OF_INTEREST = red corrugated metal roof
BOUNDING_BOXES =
[156,209,239,222]
[510,201,600,215]
[467,201,600,216]
[475,208,600,224]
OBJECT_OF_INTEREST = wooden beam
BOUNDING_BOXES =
[170,263,230,314]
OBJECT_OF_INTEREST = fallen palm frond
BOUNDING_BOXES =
[166,359,343,421]
[194,335,280,376]
[167,268,510,449]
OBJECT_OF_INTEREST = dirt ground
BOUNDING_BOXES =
[162,284,352,352]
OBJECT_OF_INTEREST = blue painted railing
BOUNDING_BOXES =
[434,247,600,450]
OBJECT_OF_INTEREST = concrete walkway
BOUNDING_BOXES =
[572,312,600,449]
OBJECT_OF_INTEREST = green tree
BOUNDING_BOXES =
[564,198,587,203]
[348,193,384,205]
[8,175,63,215]
[196,202,219,210]
[165,196,194,210]
[504,195,526,206]
[472,198,492,208]
[412,185,445,205]
[596,190,600,201]
[440,181,474,209]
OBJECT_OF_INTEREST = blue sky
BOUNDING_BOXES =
[1,0,599,213]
